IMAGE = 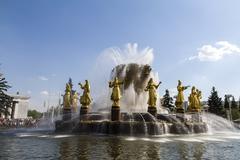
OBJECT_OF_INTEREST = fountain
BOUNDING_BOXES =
[55,44,209,135]
[55,64,207,135]
[2,44,240,160]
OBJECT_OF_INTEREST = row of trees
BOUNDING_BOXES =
[208,87,240,120]
[27,110,43,119]
[162,87,240,120]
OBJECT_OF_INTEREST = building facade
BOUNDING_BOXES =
[12,95,30,119]
[0,94,30,119]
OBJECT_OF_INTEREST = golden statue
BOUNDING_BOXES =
[63,83,71,109]
[145,78,161,107]
[79,80,92,107]
[175,80,190,110]
[109,77,123,107]
[188,86,198,112]
[72,91,78,112]
[196,89,202,111]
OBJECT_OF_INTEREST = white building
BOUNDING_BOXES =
[0,94,30,119]
[12,94,30,119]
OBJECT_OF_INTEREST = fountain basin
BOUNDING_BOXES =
[55,120,207,135]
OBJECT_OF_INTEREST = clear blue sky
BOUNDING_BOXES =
[1,0,240,111]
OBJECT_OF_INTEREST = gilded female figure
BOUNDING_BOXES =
[175,80,189,108]
[63,83,71,109]
[109,77,123,106]
[79,80,92,106]
[145,78,161,107]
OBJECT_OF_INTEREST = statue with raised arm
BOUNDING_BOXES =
[109,77,123,107]
[78,80,92,107]
[175,80,190,113]
[145,78,161,107]
[63,83,71,109]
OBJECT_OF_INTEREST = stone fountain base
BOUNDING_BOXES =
[56,120,207,135]
[55,113,208,135]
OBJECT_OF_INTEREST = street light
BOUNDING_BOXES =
[226,94,233,122]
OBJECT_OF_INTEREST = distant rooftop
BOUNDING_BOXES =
[8,92,30,100]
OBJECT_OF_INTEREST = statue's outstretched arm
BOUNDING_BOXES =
[78,83,84,89]
[109,81,113,88]
[156,81,162,88]
[118,81,124,85]
[184,85,190,90]
[145,85,149,91]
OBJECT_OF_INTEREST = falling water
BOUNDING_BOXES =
[129,113,134,136]
[89,43,161,113]
[202,113,237,133]
[51,109,54,123]
[138,113,148,135]
[111,63,157,112]
[145,112,163,135]
[163,122,169,134]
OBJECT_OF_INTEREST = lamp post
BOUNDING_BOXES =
[226,94,233,122]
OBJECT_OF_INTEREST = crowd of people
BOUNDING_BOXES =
[0,118,39,129]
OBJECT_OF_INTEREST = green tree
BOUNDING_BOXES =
[0,74,10,93]
[162,89,175,112]
[208,87,224,116]
[0,73,13,116]
[231,96,238,109]
[239,97,240,111]
[230,97,240,120]
[27,110,42,119]
[231,108,240,120]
